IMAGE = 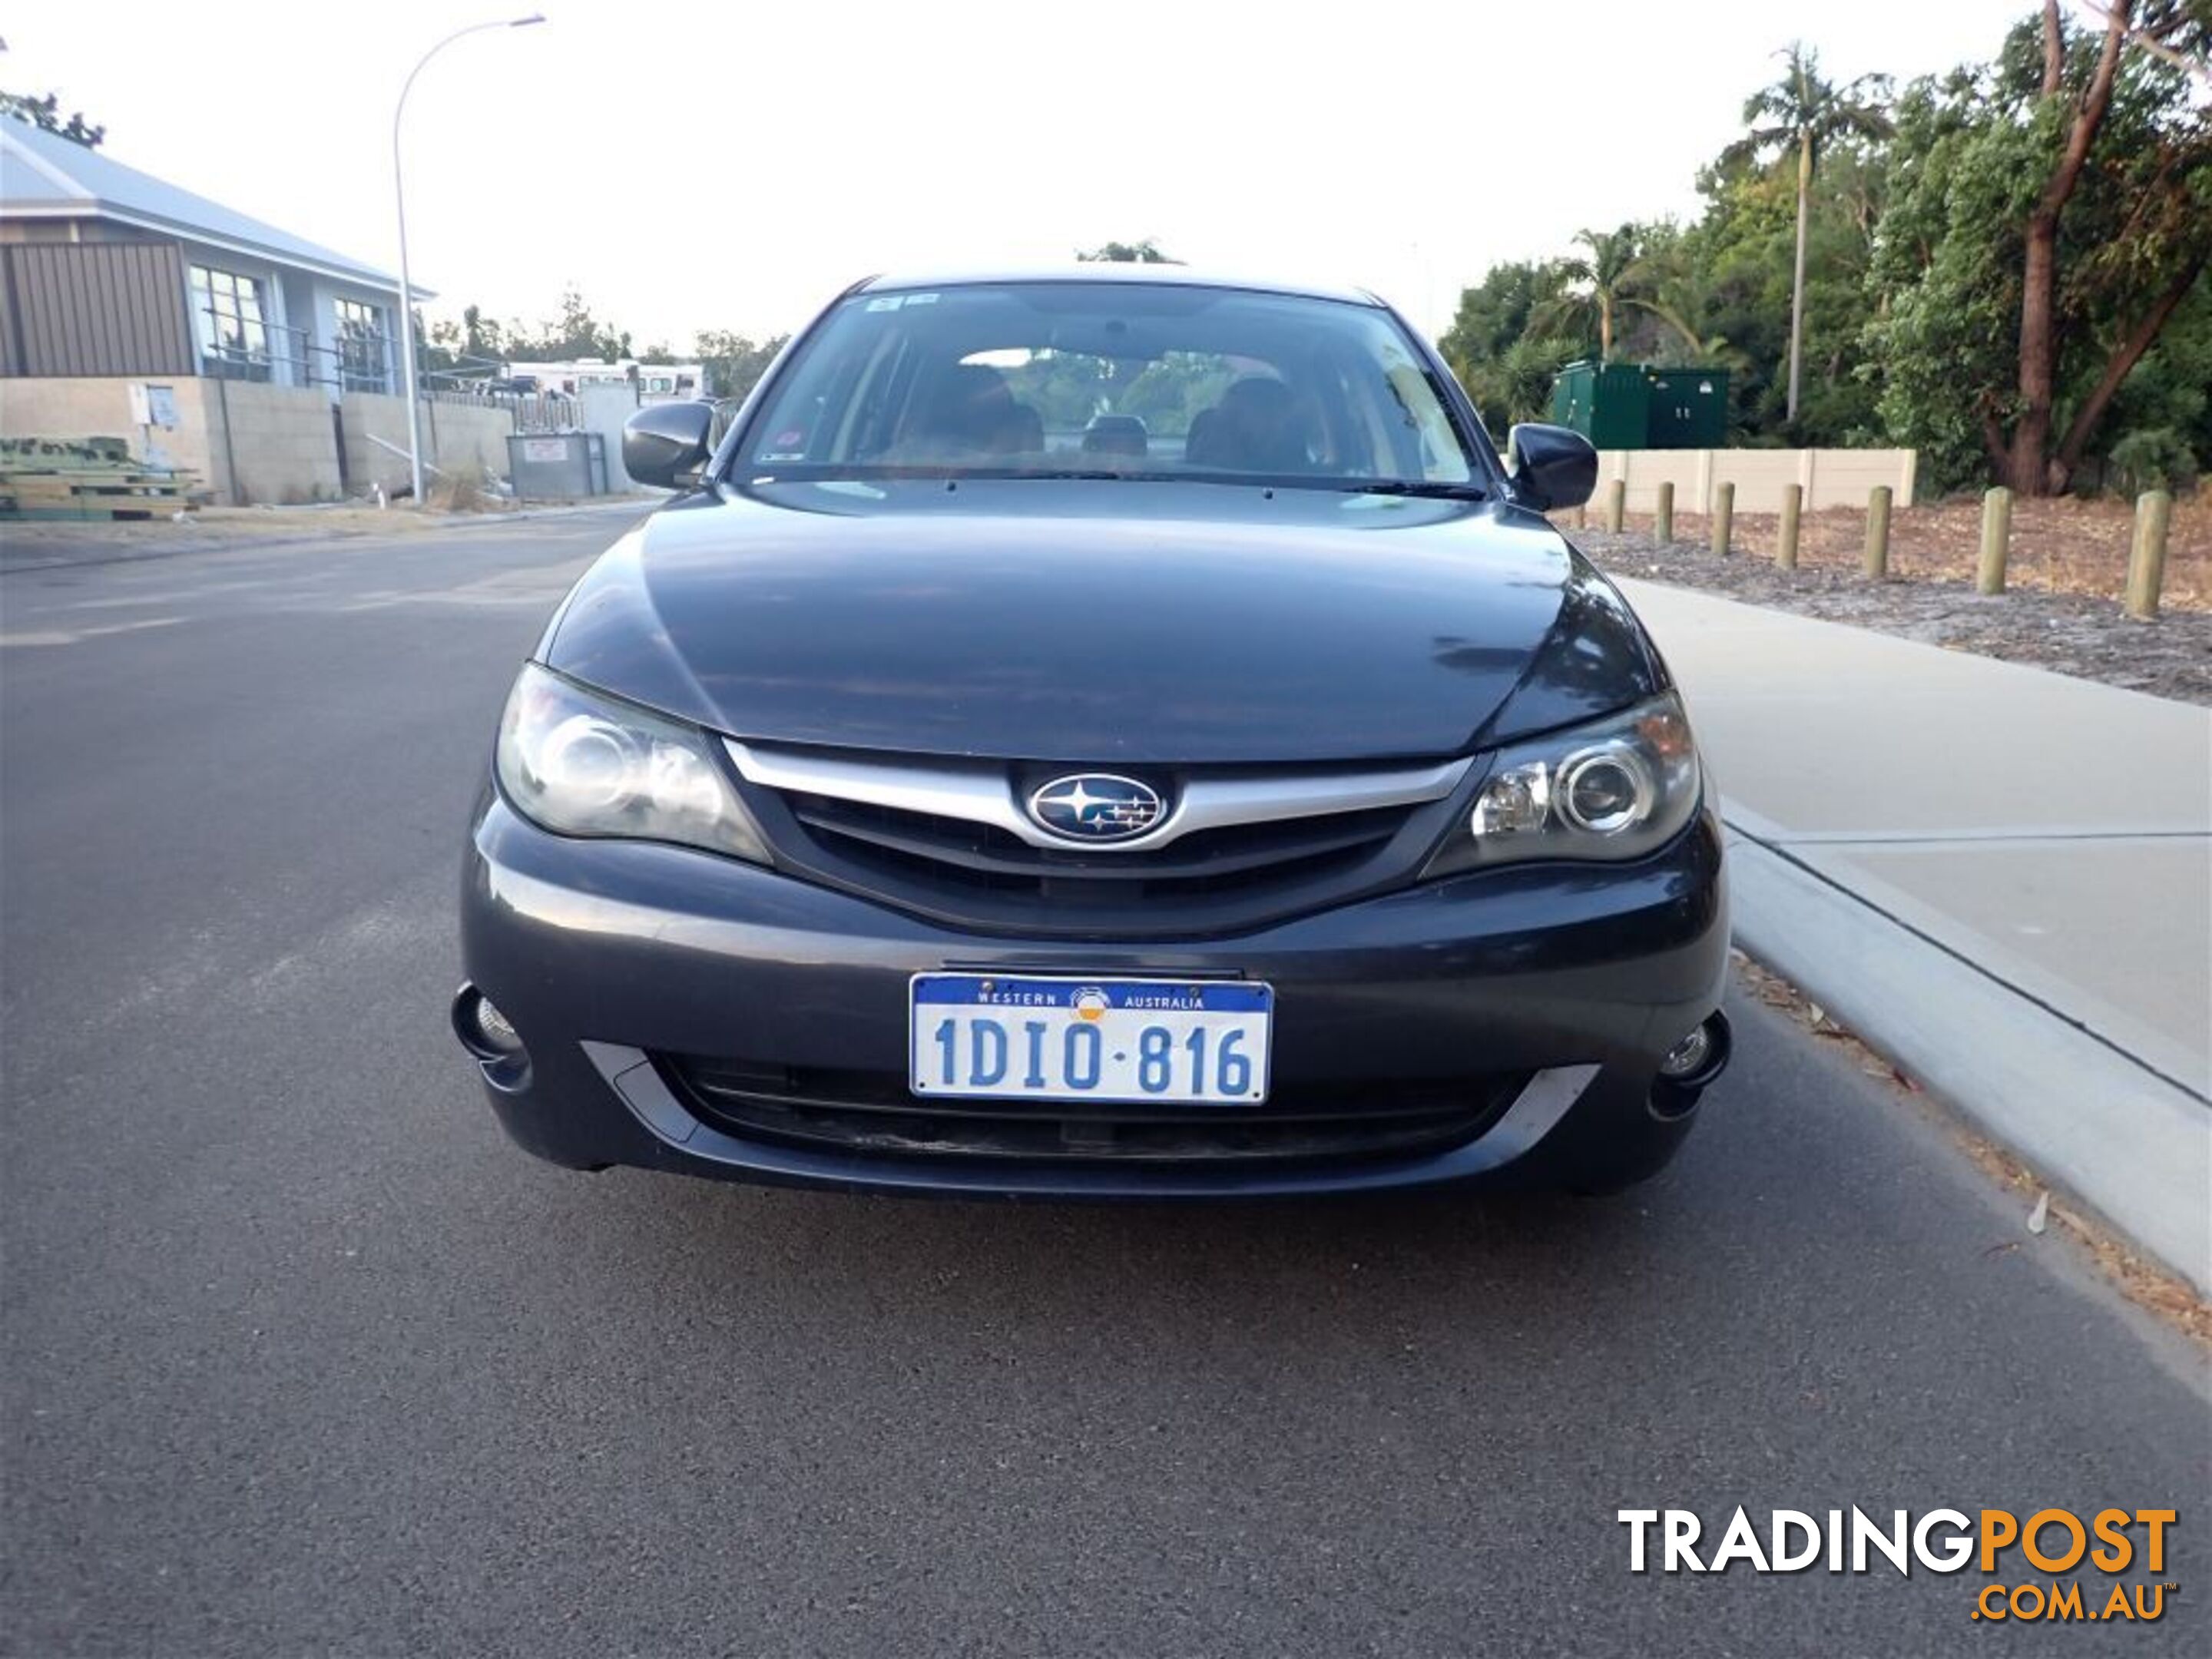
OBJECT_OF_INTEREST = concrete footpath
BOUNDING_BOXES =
[1618,579,2212,1292]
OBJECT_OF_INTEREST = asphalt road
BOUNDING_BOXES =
[2,515,2205,1657]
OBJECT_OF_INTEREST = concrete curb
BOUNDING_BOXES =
[1724,811,2212,1294]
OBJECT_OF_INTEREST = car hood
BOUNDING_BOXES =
[543,479,1663,764]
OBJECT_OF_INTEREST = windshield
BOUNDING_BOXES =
[740,281,1480,491]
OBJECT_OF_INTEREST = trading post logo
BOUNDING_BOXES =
[1620,1507,2178,1624]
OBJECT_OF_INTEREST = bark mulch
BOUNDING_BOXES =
[1568,494,2209,706]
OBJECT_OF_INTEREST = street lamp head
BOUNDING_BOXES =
[509,12,545,23]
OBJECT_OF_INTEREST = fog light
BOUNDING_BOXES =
[1660,1023,1713,1079]
[474,996,522,1054]
[452,983,526,1064]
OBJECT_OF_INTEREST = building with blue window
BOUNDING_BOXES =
[0,117,412,392]
[0,120,517,505]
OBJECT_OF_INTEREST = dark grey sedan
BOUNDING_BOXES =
[454,269,1729,1197]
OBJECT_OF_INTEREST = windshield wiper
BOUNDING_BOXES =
[752,467,1490,498]
[1341,479,1489,501]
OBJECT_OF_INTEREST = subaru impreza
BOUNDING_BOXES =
[455,269,1730,1197]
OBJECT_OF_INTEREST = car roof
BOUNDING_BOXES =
[849,266,1387,308]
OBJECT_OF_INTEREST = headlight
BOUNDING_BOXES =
[1426,691,1701,875]
[495,663,770,863]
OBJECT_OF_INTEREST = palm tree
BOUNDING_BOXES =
[1640,300,1752,376]
[1632,256,1755,375]
[1533,226,1651,361]
[1723,43,1892,422]
[1494,335,1584,425]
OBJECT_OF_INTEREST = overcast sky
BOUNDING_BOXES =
[8,0,2039,346]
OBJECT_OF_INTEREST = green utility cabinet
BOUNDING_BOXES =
[1548,361,1650,451]
[1644,368,1729,449]
[1549,360,1730,449]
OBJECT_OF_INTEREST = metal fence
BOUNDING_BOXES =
[419,357,578,432]
[192,319,578,436]
[197,310,396,395]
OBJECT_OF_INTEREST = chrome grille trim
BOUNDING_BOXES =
[724,740,1473,853]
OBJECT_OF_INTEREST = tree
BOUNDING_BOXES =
[1669,133,1889,441]
[694,330,789,403]
[1439,259,1588,428]
[504,289,631,362]
[1442,259,1584,364]
[1868,5,2212,492]
[1486,335,1587,426]
[2081,0,2212,86]
[1075,240,1179,263]
[2007,0,2210,492]
[1110,352,1238,435]
[420,303,511,383]
[0,88,103,147]
[422,316,465,379]
[1534,226,1657,361]
[1722,43,1893,423]
[460,304,502,362]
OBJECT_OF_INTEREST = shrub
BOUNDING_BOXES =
[2104,429,2198,498]
[427,465,492,513]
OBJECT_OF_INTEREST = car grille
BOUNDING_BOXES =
[789,792,1406,898]
[729,753,1471,939]
[659,1053,1528,1166]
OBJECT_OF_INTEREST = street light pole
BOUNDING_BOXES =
[392,12,545,505]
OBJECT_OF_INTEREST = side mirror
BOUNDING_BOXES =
[1504,422,1598,512]
[622,399,716,490]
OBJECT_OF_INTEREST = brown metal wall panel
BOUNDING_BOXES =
[2,243,194,377]
[0,257,20,378]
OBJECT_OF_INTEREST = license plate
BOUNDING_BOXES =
[909,975,1273,1105]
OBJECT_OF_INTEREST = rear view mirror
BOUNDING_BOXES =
[1504,422,1598,512]
[623,401,716,491]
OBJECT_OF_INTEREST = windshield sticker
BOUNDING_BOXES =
[865,296,906,312]
[902,293,939,306]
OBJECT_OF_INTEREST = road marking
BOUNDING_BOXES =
[0,617,186,648]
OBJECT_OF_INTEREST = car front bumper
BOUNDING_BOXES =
[458,794,1729,1198]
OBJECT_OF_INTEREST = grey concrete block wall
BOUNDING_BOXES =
[206,381,342,503]
[1,375,517,505]
[342,392,513,495]
[1592,448,1920,514]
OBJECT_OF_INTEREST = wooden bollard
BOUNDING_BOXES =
[2126,490,2172,621]
[1604,478,1626,534]
[1863,485,1892,579]
[1710,481,1734,557]
[1654,481,1674,545]
[1776,483,1801,570]
[1978,486,2012,594]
